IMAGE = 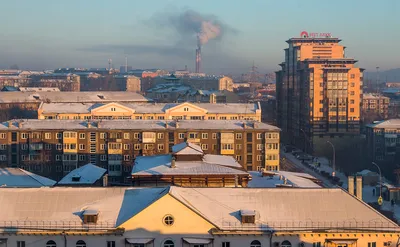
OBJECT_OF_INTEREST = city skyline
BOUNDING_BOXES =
[0,0,399,74]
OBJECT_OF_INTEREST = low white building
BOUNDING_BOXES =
[0,167,56,187]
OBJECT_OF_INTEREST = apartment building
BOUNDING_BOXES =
[114,75,141,92]
[152,75,234,92]
[362,93,390,121]
[30,73,81,91]
[366,119,400,163]
[0,119,280,183]
[0,186,398,247]
[38,102,261,121]
[276,32,363,155]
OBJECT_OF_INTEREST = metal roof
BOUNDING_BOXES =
[0,168,56,188]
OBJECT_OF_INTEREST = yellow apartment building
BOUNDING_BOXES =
[276,32,363,154]
[38,102,262,121]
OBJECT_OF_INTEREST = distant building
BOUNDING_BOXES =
[366,119,400,163]
[38,102,261,121]
[152,75,234,92]
[114,75,141,92]
[19,87,60,92]
[119,65,133,74]
[248,170,322,188]
[58,163,107,187]
[386,82,400,88]
[30,73,80,91]
[132,142,251,187]
[362,93,390,122]
[1,86,20,91]
[0,167,56,187]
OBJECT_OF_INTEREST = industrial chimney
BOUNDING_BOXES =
[348,176,354,196]
[195,35,201,73]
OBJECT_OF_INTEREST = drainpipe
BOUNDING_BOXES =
[63,231,67,247]
[269,230,275,247]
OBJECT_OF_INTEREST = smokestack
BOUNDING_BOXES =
[348,176,354,196]
[195,34,201,73]
[125,56,128,74]
[235,175,239,187]
[356,176,363,200]
[171,156,176,168]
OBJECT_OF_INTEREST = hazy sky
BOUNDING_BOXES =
[0,0,399,74]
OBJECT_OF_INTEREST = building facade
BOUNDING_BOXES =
[276,33,363,155]
[362,93,390,122]
[114,75,141,92]
[38,102,261,121]
[366,119,400,163]
[152,75,234,92]
[0,186,398,247]
[30,73,81,91]
[0,119,280,183]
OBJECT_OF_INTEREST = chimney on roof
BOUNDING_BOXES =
[102,174,108,187]
[356,176,363,200]
[165,121,168,128]
[235,175,239,187]
[243,122,246,129]
[175,121,179,128]
[348,176,354,196]
[254,122,258,128]
[171,156,176,168]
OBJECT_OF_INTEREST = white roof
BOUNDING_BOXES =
[169,187,399,231]
[132,154,248,176]
[0,119,280,131]
[248,171,321,188]
[58,164,107,185]
[202,154,242,168]
[40,102,259,114]
[0,186,398,232]
[278,171,321,188]
[0,91,150,103]
[366,119,400,129]
[363,93,389,100]
[0,168,56,188]
[172,142,203,155]
[19,87,60,92]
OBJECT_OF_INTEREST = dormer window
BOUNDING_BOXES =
[111,107,116,111]
[184,107,189,111]
[83,209,99,224]
[240,209,256,224]
[72,175,81,182]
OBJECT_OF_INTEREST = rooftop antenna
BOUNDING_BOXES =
[376,66,380,94]
[108,59,112,71]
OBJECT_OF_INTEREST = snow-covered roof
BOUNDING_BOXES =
[0,186,398,232]
[170,187,399,231]
[172,142,203,155]
[0,119,280,131]
[202,154,242,168]
[0,168,56,188]
[39,102,259,114]
[247,171,321,188]
[363,93,389,100]
[0,91,150,103]
[366,119,400,129]
[132,154,248,176]
[58,164,107,185]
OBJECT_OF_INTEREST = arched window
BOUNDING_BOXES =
[46,240,56,247]
[281,241,292,247]
[76,240,86,247]
[163,240,174,247]
[251,240,261,247]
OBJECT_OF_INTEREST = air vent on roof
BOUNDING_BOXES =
[33,95,40,100]
[240,209,256,224]
[72,175,81,182]
[97,94,105,99]
[83,209,99,224]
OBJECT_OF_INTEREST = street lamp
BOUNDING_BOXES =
[300,129,307,154]
[372,162,382,200]
[326,141,336,177]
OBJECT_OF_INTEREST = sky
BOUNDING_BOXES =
[0,0,399,75]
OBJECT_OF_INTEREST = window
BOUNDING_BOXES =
[157,133,164,139]
[46,240,57,247]
[0,144,6,150]
[0,133,6,139]
[44,144,51,150]
[250,240,261,247]
[0,155,7,161]
[146,116,154,120]
[368,243,376,247]
[100,144,106,150]
[56,133,62,139]
[108,143,122,150]
[63,143,77,150]
[247,133,252,142]
[56,155,61,161]
[212,133,217,139]
[56,144,62,150]
[281,241,291,247]
[202,133,208,139]
[21,144,28,150]
[63,132,77,138]
[257,155,262,161]
[256,144,263,150]
[79,155,85,161]
[124,144,130,150]
[183,107,189,111]
[17,241,25,247]
[144,144,153,150]
[350,99,355,104]
[124,155,130,161]
[208,116,216,120]
[220,116,227,120]
[100,155,107,161]
[222,242,230,247]
[256,133,262,139]
[201,144,208,150]
[158,116,165,120]
[163,240,174,247]
[236,155,242,161]
[44,133,51,139]
[134,144,141,150]
[236,133,242,139]
[100,133,107,139]
[222,144,233,150]
[350,74,355,79]
[247,154,252,164]
[188,133,198,139]
[133,133,140,139]
[236,144,242,150]
[79,144,85,150]
[163,215,174,226]
[313,243,321,247]
[158,144,164,150]
[107,241,116,247]
[135,116,143,120]
[350,91,355,95]
[179,133,185,139]
[111,107,116,111]
[76,240,86,247]
[79,133,85,139]
[350,108,354,112]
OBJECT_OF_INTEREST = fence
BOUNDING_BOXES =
[0,221,118,233]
